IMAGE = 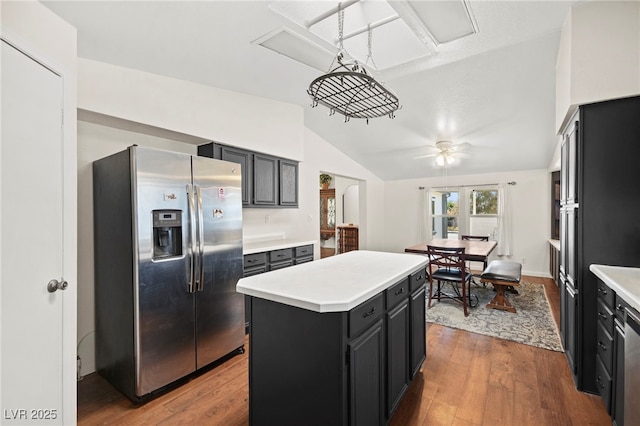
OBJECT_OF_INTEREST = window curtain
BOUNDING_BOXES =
[419,188,432,242]
[496,183,512,256]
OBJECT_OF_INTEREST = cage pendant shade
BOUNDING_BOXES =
[308,63,400,120]
[308,7,400,121]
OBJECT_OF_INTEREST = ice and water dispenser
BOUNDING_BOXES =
[152,210,183,260]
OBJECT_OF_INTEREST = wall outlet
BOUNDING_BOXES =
[265,215,270,224]
[307,215,313,222]
[521,257,526,265]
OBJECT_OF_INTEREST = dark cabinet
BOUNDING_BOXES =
[247,269,426,426]
[349,319,385,426]
[565,281,577,375]
[243,244,314,331]
[614,321,625,426]
[561,118,579,205]
[410,286,427,377]
[594,279,629,426]
[198,142,298,207]
[279,159,298,206]
[558,96,640,393]
[386,299,409,416]
[219,146,252,205]
[294,245,313,264]
[253,154,278,206]
[268,248,293,270]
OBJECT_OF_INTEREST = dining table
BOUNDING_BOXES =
[404,238,497,264]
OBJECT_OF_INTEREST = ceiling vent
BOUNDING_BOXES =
[251,27,335,71]
[390,0,478,46]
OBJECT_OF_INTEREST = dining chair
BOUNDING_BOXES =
[426,245,477,316]
[461,235,489,286]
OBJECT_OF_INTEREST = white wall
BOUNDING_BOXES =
[78,58,304,161]
[383,169,551,277]
[556,1,640,132]
[76,62,386,376]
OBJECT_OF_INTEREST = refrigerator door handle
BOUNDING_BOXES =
[196,184,205,292]
[187,184,197,294]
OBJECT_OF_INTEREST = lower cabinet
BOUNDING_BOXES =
[243,244,314,331]
[410,286,427,377]
[349,319,385,426]
[386,299,409,417]
[248,269,426,426]
[614,322,625,426]
[594,278,628,426]
[563,277,577,376]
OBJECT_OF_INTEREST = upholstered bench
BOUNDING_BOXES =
[480,260,522,313]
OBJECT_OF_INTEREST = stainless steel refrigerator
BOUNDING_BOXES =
[93,145,244,401]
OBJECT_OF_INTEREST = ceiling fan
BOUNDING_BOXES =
[413,140,471,166]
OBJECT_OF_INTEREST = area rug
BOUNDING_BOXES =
[425,281,563,351]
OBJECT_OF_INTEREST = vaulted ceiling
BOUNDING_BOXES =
[43,1,577,180]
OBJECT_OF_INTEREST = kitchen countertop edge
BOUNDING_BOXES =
[237,250,429,313]
[243,238,317,255]
[590,264,640,313]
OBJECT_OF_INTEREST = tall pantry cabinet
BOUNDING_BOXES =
[559,95,640,395]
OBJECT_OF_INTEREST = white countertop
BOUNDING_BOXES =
[237,250,429,313]
[590,264,640,312]
[243,238,317,255]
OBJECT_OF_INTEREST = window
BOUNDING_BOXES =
[431,191,459,239]
[469,188,498,239]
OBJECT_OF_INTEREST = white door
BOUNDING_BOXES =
[1,40,66,424]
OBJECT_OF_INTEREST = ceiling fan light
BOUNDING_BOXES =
[446,155,455,165]
[435,154,445,166]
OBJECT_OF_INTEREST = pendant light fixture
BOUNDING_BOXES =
[307,5,400,123]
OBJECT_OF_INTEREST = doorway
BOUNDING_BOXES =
[319,173,361,258]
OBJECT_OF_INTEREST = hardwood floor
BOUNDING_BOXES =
[77,276,610,425]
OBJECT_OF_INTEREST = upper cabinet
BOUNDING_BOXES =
[560,114,579,206]
[555,1,640,133]
[279,159,299,207]
[220,146,252,205]
[253,154,278,206]
[198,142,298,208]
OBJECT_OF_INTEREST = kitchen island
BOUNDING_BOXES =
[237,250,429,426]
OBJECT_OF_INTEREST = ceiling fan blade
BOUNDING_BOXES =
[450,142,471,152]
[412,153,438,160]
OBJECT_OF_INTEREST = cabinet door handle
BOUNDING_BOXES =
[362,307,376,318]
[598,312,608,320]
[598,342,607,351]
[597,287,608,295]
[616,304,625,312]
[395,287,405,296]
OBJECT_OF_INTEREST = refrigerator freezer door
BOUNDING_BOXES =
[192,156,245,369]
[134,147,196,396]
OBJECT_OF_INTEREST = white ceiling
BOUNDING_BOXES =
[42,0,577,180]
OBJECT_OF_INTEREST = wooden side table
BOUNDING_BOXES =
[337,225,359,253]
